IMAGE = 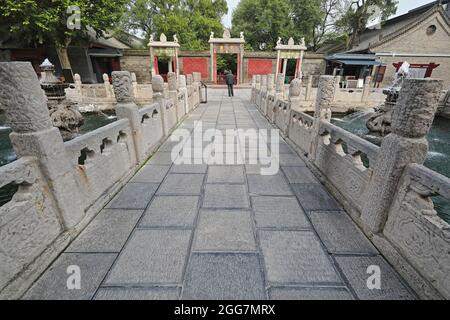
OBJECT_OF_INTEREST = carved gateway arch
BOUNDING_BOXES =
[209,29,245,84]
[149,33,180,80]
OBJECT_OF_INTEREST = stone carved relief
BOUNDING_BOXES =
[112,71,134,103]
[152,75,165,93]
[0,62,53,133]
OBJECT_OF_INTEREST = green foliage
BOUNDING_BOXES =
[0,0,128,48]
[122,0,228,50]
[232,0,293,51]
[336,0,398,49]
[232,0,398,52]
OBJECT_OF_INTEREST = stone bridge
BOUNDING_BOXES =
[0,63,449,300]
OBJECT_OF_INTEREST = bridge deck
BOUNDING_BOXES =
[23,89,416,300]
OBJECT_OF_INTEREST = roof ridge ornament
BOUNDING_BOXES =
[160,33,167,42]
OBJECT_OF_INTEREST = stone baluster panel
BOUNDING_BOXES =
[152,75,169,136]
[179,75,189,115]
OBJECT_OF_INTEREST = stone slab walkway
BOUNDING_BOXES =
[23,89,417,300]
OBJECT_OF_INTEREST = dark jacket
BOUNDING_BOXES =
[226,73,235,85]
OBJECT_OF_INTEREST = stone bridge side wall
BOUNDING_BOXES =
[252,74,450,300]
[0,62,201,299]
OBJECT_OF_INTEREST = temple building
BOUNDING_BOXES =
[322,0,450,87]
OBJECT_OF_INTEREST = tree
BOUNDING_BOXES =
[232,0,294,51]
[0,0,127,75]
[290,0,345,51]
[122,0,228,50]
[337,0,398,50]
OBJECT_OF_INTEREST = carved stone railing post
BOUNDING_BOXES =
[361,78,443,233]
[275,73,285,102]
[167,72,180,121]
[334,75,341,94]
[361,76,372,102]
[260,75,268,108]
[251,75,257,103]
[73,73,83,103]
[186,74,194,111]
[0,62,84,229]
[254,75,261,107]
[112,71,144,163]
[289,78,302,111]
[309,75,336,161]
[130,72,139,101]
[153,75,168,136]
[193,72,202,104]
[255,75,261,91]
[102,73,113,99]
[306,75,313,101]
[179,75,189,115]
[265,74,275,115]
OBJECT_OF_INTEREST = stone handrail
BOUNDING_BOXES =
[0,62,200,298]
[64,119,137,211]
[66,73,154,112]
[251,73,449,299]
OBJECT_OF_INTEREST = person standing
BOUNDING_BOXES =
[225,70,235,97]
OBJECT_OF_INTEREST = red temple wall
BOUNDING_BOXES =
[182,57,209,80]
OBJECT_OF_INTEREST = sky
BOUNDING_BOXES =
[222,0,437,28]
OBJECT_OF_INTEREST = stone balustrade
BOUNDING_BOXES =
[65,72,154,112]
[0,62,201,299]
[252,74,449,300]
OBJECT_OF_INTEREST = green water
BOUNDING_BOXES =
[331,113,450,223]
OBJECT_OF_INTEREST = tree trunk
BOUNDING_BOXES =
[56,46,72,70]
[56,38,74,82]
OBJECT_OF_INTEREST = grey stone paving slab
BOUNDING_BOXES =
[251,196,310,229]
[23,253,116,300]
[182,253,266,300]
[282,167,320,184]
[309,211,378,254]
[274,143,295,154]
[157,174,204,195]
[148,151,178,165]
[203,184,250,208]
[94,287,180,300]
[105,229,191,285]
[247,174,293,196]
[171,164,208,174]
[269,287,354,300]
[277,153,306,166]
[207,166,245,183]
[67,209,142,252]
[291,184,341,211]
[245,164,265,175]
[139,196,199,227]
[107,183,158,209]
[131,165,170,183]
[334,256,416,300]
[194,210,256,251]
[259,230,341,284]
